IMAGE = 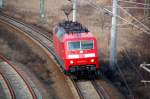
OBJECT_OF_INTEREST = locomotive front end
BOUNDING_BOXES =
[64,38,99,75]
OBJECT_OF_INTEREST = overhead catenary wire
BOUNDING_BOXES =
[118,5,150,32]
[86,0,150,35]
[105,6,150,10]
[118,0,150,7]
[118,4,149,88]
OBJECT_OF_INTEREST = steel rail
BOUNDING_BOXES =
[0,54,38,99]
[70,78,85,99]
[0,71,16,99]
[91,80,110,99]
[0,13,52,42]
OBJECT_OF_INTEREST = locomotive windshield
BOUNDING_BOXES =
[68,40,94,50]
[68,41,80,50]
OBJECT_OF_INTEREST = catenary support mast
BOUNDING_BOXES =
[0,0,3,8]
[39,0,45,22]
[109,0,118,70]
[72,0,77,22]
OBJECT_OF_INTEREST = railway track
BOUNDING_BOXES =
[0,13,118,99]
[0,12,52,41]
[0,13,66,73]
[71,78,110,99]
[70,78,84,99]
[0,54,38,99]
[0,71,16,99]
[91,80,111,99]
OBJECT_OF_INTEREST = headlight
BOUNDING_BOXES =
[70,60,74,64]
[80,50,83,53]
[91,59,95,63]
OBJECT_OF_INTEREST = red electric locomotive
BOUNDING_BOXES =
[53,21,100,75]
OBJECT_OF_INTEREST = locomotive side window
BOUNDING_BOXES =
[81,40,93,50]
[68,41,80,50]
[56,27,65,39]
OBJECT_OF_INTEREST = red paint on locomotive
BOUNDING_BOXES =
[53,21,99,75]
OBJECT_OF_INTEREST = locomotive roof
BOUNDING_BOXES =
[58,21,89,33]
